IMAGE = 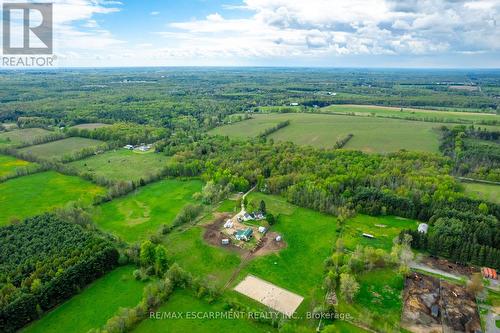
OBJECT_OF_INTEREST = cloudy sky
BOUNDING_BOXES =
[1,0,500,67]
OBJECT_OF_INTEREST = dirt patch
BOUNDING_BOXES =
[422,257,479,277]
[234,275,304,317]
[253,232,287,256]
[203,215,247,255]
[401,272,481,333]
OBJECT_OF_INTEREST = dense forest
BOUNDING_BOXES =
[0,214,119,332]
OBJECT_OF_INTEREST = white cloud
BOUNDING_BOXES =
[150,11,160,16]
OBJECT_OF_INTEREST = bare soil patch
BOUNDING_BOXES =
[234,275,304,317]
[253,232,287,256]
[422,257,479,277]
[203,214,246,255]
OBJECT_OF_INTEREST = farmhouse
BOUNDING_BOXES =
[418,223,429,234]
[242,212,253,222]
[235,228,253,241]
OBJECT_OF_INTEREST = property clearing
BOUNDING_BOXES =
[0,128,52,147]
[234,275,304,317]
[71,123,111,130]
[67,149,170,183]
[17,137,105,161]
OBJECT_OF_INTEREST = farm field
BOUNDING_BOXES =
[0,171,105,225]
[92,178,203,243]
[462,182,500,204]
[342,215,419,251]
[210,113,444,153]
[336,268,405,332]
[133,289,276,333]
[162,226,241,286]
[234,192,338,312]
[22,266,145,333]
[17,137,105,161]
[72,123,111,130]
[0,128,52,147]
[321,104,499,124]
[68,149,170,182]
[0,154,35,178]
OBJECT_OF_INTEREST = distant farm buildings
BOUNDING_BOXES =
[418,223,429,234]
[123,143,153,152]
[482,267,497,280]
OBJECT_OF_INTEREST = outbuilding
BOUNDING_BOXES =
[418,223,429,234]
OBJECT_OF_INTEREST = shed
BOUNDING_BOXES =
[224,220,233,228]
[258,226,266,233]
[275,235,282,242]
[221,239,230,245]
[418,223,429,234]
[362,233,375,239]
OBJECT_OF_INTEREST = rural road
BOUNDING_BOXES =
[409,262,464,281]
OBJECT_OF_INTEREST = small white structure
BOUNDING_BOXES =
[275,235,282,242]
[258,226,267,233]
[221,239,230,245]
[124,145,134,150]
[362,233,375,239]
[224,220,233,229]
[242,212,254,222]
[418,223,429,234]
[290,102,299,106]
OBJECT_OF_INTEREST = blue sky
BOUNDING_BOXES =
[1,0,500,67]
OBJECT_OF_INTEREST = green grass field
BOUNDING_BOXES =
[133,289,276,333]
[92,178,203,243]
[0,171,105,225]
[321,104,499,124]
[163,226,241,286]
[68,149,170,182]
[337,268,404,332]
[209,113,445,153]
[71,123,111,130]
[342,215,419,251]
[0,154,35,178]
[462,182,500,204]
[234,193,338,313]
[22,266,145,333]
[17,137,105,161]
[0,128,52,147]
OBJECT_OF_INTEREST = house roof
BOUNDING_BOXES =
[236,228,253,237]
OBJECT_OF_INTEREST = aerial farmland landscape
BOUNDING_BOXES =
[1,1,500,333]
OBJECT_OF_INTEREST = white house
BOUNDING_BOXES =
[258,226,266,233]
[418,223,429,234]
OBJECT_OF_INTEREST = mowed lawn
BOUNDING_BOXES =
[92,178,203,243]
[22,266,145,333]
[163,226,241,286]
[235,193,338,312]
[210,113,444,153]
[0,154,35,178]
[0,171,105,225]
[68,149,170,182]
[17,137,105,161]
[342,215,419,251]
[462,182,500,204]
[133,289,276,333]
[322,104,499,124]
[336,268,404,332]
[0,128,52,147]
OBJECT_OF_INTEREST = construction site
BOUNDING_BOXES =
[401,272,481,333]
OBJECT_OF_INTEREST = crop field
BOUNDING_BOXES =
[17,137,105,161]
[342,215,419,251]
[321,104,499,124]
[0,128,52,147]
[92,178,203,243]
[162,226,241,286]
[0,171,105,225]
[68,149,170,182]
[0,154,34,178]
[337,268,404,332]
[133,289,276,333]
[22,266,146,333]
[234,193,338,312]
[72,123,111,130]
[462,182,500,204]
[210,113,444,153]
